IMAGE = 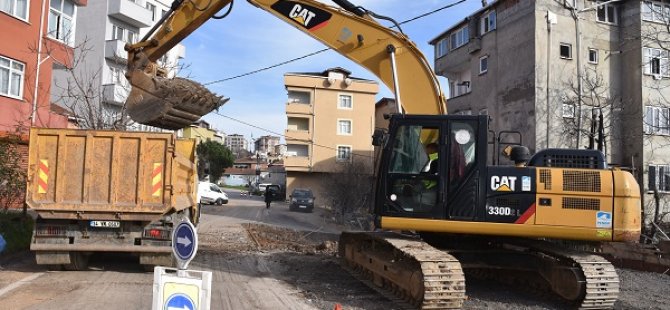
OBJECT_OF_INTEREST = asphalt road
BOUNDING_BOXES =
[0,189,333,310]
[200,189,341,234]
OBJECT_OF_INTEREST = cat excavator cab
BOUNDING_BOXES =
[125,1,641,308]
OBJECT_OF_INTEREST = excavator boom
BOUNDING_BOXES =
[125,0,446,130]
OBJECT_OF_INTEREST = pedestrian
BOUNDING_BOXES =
[264,189,272,209]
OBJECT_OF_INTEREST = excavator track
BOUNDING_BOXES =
[430,236,619,309]
[339,232,466,309]
[531,243,619,309]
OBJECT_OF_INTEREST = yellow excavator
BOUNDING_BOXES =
[124,1,641,309]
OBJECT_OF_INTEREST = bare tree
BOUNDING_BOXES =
[39,35,190,131]
[556,68,626,156]
[321,160,374,228]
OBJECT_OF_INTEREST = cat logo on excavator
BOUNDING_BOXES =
[289,4,316,26]
[271,1,332,31]
[491,176,517,192]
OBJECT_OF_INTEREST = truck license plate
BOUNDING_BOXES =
[90,221,120,228]
[299,205,307,209]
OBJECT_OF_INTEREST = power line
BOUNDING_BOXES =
[213,111,374,158]
[202,0,469,86]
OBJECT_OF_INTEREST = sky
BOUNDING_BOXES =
[180,0,483,143]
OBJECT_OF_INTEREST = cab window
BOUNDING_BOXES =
[386,125,440,214]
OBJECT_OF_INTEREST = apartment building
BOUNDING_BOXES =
[225,134,249,158]
[254,135,280,155]
[179,120,223,144]
[430,0,670,224]
[0,0,88,132]
[284,67,378,201]
[51,0,184,130]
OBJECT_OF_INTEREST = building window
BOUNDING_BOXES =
[48,0,76,45]
[644,106,670,135]
[436,38,448,58]
[450,26,469,51]
[0,0,28,20]
[338,94,352,109]
[560,43,572,59]
[643,47,669,77]
[336,145,352,162]
[450,80,471,98]
[597,2,618,24]
[337,119,352,135]
[562,103,575,118]
[588,48,598,64]
[479,56,488,74]
[112,25,138,43]
[145,2,156,21]
[109,66,127,85]
[0,56,25,99]
[649,165,670,192]
[480,11,496,35]
[642,1,670,23]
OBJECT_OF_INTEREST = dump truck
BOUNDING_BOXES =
[26,128,199,270]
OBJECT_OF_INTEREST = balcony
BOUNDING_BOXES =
[286,102,312,115]
[105,40,127,63]
[434,45,472,77]
[102,83,129,105]
[108,0,152,28]
[285,129,311,141]
[284,156,310,171]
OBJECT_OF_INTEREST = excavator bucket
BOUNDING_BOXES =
[125,70,228,130]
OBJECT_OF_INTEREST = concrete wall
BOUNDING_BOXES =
[432,0,670,224]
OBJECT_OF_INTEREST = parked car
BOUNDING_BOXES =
[289,188,315,212]
[198,182,228,205]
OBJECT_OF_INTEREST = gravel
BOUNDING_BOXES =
[202,222,670,310]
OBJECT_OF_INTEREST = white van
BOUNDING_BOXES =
[198,182,229,205]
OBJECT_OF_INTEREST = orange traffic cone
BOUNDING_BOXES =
[334,303,342,310]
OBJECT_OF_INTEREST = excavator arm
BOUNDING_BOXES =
[125,0,447,130]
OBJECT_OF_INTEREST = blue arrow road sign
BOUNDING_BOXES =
[165,293,195,310]
[173,221,196,262]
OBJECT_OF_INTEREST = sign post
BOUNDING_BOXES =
[172,218,198,269]
[152,214,212,310]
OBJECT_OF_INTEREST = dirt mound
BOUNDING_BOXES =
[243,223,339,254]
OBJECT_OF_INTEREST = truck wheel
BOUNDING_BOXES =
[216,198,223,206]
[195,204,202,226]
[64,252,89,271]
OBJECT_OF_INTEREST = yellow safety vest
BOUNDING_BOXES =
[423,152,438,189]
